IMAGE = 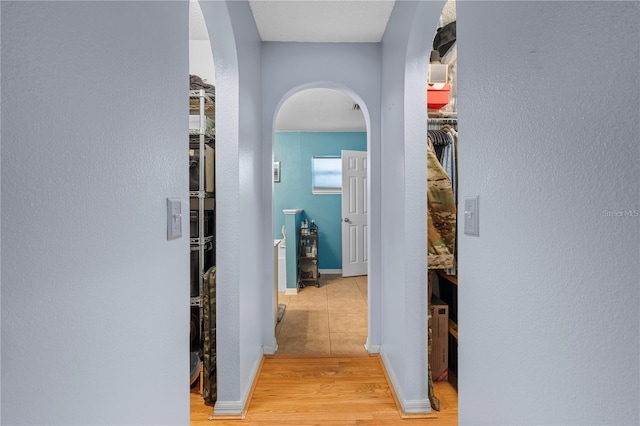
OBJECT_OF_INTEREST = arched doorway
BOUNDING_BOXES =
[267,82,381,357]
[272,87,369,355]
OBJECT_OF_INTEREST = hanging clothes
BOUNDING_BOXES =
[441,125,458,276]
[427,138,456,270]
[427,126,457,201]
[438,133,456,200]
[202,266,217,406]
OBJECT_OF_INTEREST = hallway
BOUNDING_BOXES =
[190,275,458,424]
[276,274,369,355]
[190,355,458,425]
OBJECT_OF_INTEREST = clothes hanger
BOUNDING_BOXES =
[434,130,449,146]
[428,130,445,146]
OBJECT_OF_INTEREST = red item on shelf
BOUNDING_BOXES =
[427,83,450,110]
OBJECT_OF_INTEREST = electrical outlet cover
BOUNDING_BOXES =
[167,198,182,240]
[464,196,479,236]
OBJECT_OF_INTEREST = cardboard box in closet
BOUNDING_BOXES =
[189,145,215,193]
[429,295,449,381]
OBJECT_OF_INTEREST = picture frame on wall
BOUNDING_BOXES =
[273,161,281,183]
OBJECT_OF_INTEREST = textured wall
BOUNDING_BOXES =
[380,0,445,413]
[227,0,267,405]
[273,132,367,270]
[1,2,189,424]
[261,41,384,352]
[457,1,640,424]
[200,0,266,414]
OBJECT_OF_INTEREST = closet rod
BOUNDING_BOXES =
[428,117,457,124]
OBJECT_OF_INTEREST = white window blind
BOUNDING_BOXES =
[312,156,341,194]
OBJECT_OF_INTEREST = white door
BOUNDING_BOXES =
[341,150,367,277]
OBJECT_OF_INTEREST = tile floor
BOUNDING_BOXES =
[275,274,368,355]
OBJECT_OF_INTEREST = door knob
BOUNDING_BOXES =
[344,218,350,222]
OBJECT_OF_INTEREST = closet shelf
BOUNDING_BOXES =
[189,92,215,119]
[449,319,458,341]
[190,236,215,246]
[189,191,215,199]
[189,89,215,138]
[428,111,457,119]
[189,86,216,401]
[189,128,215,140]
[189,89,215,102]
[189,139,215,149]
[437,270,458,285]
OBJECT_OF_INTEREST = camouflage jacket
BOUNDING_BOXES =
[428,138,456,269]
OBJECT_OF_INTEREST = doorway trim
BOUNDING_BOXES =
[267,81,381,355]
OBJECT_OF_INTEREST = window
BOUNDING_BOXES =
[312,156,341,194]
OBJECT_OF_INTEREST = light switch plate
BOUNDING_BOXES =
[167,198,182,240]
[464,196,479,236]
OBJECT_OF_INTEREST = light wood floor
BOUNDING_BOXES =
[190,275,458,424]
[191,355,458,425]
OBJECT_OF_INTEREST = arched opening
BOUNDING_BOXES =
[272,87,370,355]
[193,0,436,417]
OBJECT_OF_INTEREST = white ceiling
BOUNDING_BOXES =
[248,0,395,43]
[276,88,366,131]
[189,0,400,132]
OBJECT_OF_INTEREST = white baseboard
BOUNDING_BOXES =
[364,339,380,354]
[380,349,431,415]
[263,342,278,355]
[211,400,244,417]
[403,399,432,414]
[213,347,264,416]
[319,269,341,274]
[284,287,298,295]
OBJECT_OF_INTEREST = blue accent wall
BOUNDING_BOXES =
[273,132,366,270]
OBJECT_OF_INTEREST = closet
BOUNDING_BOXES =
[427,0,458,411]
[189,76,217,406]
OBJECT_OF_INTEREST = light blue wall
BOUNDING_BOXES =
[201,0,266,413]
[380,0,443,412]
[458,2,640,424]
[273,132,366,270]
[1,2,189,424]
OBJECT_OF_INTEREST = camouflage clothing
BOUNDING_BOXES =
[202,266,217,406]
[428,325,441,411]
[427,138,456,270]
[427,271,441,411]
[427,139,455,410]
